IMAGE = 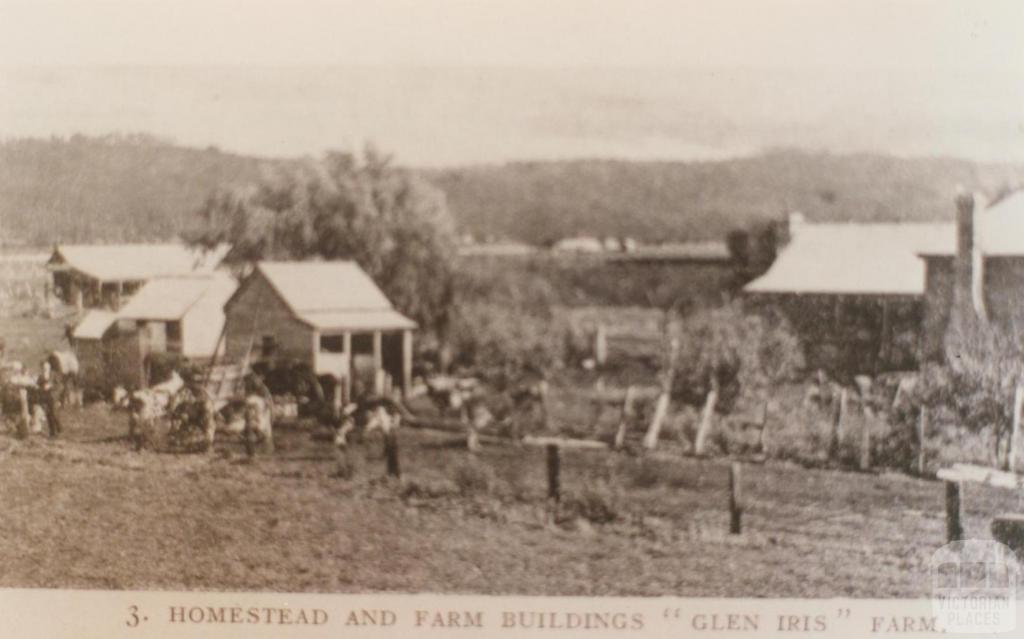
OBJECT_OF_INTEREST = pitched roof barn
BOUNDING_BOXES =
[744,222,952,296]
[747,193,1024,298]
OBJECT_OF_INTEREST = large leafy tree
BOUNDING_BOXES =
[191,147,457,336]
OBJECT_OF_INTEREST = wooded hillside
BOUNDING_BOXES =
[2,136,1022,246]
[430,152,1024,244]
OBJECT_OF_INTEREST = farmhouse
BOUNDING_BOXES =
[744,214,949,373]
[47,243,229,311]
[744,191,1024,373]
[71,273,237,393]
[222,261,416,402]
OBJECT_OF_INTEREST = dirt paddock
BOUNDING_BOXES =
[0,403,1018,596]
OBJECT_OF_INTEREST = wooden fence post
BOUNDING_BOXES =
[1010,385,1023,474]
[614,386,636,449]
[384,429,401,478]
[859,422,872,471]
[757,400,770,455]
[16,387,29,440]
[729,462,743,535]
[643,336,679,451]
[465,403,481,453]
[546,444,561,502]
[945,480,964,543]
[693,384,719,456]
[829,387,847,462]
[643,391,671,450]
[594,324,607,366]
[918,406,928,476]
[242,416,256,459]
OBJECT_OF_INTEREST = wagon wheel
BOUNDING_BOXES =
[166,387,208,452]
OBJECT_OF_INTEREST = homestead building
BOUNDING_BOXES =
[222,261,416,403]
[744,191,1024,374]
[47,243,228,311]
[70,272,238,393]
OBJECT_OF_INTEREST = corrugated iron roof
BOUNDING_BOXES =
[251,260,416,331]
[49,243,229,282]
[744,222,954,296]
[117,273,237,321]
[72,310,118,340]
[256,261,395,312]
[299,309,417,331]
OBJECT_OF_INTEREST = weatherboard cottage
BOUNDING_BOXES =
[221,261,416,403]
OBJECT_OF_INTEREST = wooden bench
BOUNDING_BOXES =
[937,463,1024,552]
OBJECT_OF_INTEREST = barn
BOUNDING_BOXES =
[47,243,229,311]
[744,213,952,374]
[222,261,416,402]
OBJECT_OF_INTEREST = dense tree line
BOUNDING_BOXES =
[4,136,1023,247]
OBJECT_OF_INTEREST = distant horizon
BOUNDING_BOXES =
[5,131,1023,173]
[2,66,1023,167]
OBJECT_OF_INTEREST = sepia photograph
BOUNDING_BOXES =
[1,0,1023,616]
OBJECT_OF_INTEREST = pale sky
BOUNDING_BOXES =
[1,0,1022,72]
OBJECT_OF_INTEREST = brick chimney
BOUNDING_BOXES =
[954,190,987,321]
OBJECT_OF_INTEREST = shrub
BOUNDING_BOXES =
[671,302,804,418]
[562,482,621,524]
[451,459,496,496]
[623,458,694,489]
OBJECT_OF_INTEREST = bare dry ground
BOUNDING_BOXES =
[0,404,1019,597]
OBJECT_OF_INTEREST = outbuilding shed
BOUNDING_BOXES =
[222,261,416,402]
[71,309,146,395]
[116,273,238,360]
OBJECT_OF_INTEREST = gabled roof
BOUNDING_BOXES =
[72,309,118,340]
[48,243,229,282]
[238,261,416,331]
[118,273,237,321]
[744,222,953,296]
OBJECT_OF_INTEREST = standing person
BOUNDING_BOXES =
[37,360,63,438]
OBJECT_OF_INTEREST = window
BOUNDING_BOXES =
[320,334,346,353]
[261,335,278,357]
[166,321,182,353]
